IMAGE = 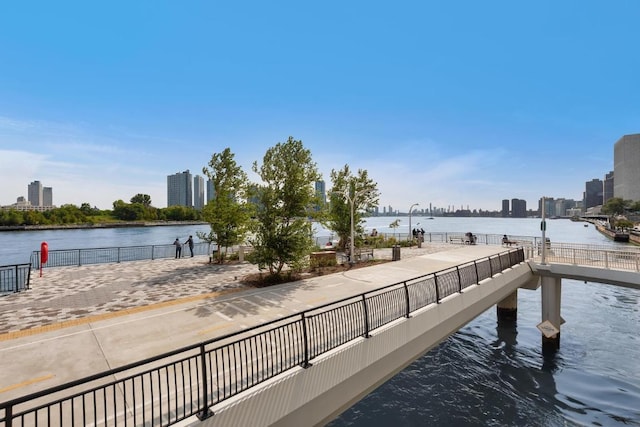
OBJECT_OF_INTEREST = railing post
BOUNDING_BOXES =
[5,403,12,427]
[403,281,411,318]
[473,261,479,284]
[14,265,18,293]
[197,343,213,420]
[151,245,155,260]
[498,253,503,271]
[434,274,440,303]
[456,266,462,293]
[78,249,82,266]
[117,247,121,263]
[488,257,493,277]
[362,295,370,338]
[300,313,312,368]
[572,249,576,265]
[605,252,609,269]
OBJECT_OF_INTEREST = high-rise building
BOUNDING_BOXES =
[613,134,640,202]
[603,171,614,204]
[314,180,326,211]
[206,179,215,203]
[28,180,43,207]
[501,199,509,217]
[43,187,53,207]
[511,199,527,218]
[193,175,205,209]
[167,170,193,207]
[584,178,603,209]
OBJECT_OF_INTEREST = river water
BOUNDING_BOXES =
[1,218,639,425]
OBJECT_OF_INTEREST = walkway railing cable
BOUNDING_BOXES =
[1,248,524,427]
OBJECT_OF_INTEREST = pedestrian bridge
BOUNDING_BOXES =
[2,243,639,427]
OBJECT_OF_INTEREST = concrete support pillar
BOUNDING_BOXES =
[496,290,518,321]
[540,276,562,351]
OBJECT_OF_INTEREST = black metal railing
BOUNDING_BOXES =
[0,264,31,294]
[1,248,524,427]
[30,243,213,269]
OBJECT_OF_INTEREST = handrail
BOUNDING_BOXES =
[30,242,213,269]
[529,244,640,272]
[0,248,524,427]
[0,263,31,294]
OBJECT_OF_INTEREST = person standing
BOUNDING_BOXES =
[184,235,194,257]
[173,238,182,258]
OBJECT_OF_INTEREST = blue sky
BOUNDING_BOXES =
[0,1,637,211]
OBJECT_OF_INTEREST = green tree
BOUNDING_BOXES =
[602,197,630,217]
[248,137,321,276]
[325,165,380,250]
[130,194,152,207]
[389,219,401,239]
[199,147,253,263]
[112,200,145,221]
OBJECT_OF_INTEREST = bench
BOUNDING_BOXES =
[449,237,465,244]
[341,247,374,262]
[354,247,374,261]
[502,240,518,247]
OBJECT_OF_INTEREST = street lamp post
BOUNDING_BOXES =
[408,203,419,245]
[335,188,368,264]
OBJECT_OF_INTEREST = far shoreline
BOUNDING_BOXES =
[0,221,208,232]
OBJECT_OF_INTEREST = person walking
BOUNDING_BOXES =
[173,238,182,258]
[184,235,194,257]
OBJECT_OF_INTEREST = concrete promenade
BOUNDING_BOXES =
[0,243,508,403]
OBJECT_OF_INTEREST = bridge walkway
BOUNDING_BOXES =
[0,244,499,402]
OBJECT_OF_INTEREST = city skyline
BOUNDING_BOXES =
[1,3,638,210]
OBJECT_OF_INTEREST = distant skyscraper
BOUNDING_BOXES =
[511,199,527,218]
[603,171,614,204]
[206,179,215,203]
[193,175,205,209]
[314,180,326,211]
[28,180,43,207]
[584,178,603,209]
[501,199,509,217]
[43,187,53,207]
[167,170,193,207]
[613,134,640,202]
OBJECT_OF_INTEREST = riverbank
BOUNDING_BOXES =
[0,220,208,232]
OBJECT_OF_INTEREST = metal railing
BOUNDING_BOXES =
[0,264,31,294]
[0,248,524,427]
[30,243,213,269]
[315,232,541,249]
[528,243,640,272]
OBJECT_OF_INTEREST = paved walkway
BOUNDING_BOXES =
[0,244,457,337]
[0,243,509,401]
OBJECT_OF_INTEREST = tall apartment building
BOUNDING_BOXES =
[613,134,640,202]
[193,175,205,209]
[167,170,193,207]
[603,171,614,204]
[43,187,53,207]
[584,178,603,209]
[314,180,326,211]
[501,199,509,217]
[511,199,527,218]
[206,179,216,203]
[28,180,43,207]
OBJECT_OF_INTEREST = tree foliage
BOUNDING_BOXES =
[199,147,252,263]
[325,165,380,250]
[602,197,631,217]
[248,137,321,275]
[130,194,152,206]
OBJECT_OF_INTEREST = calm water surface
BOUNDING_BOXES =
[1,218,639,426]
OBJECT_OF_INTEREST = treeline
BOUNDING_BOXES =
[0,196,202,226]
